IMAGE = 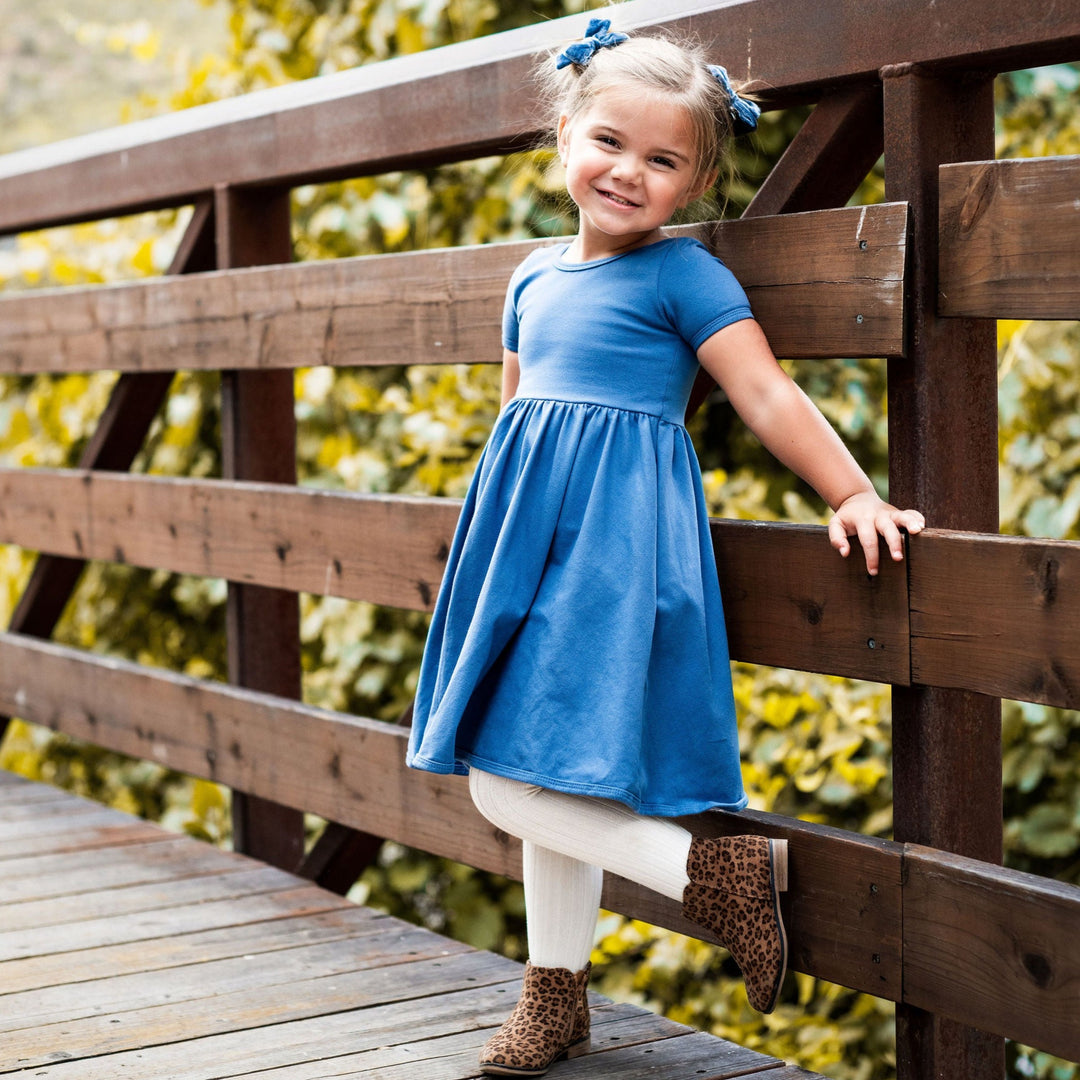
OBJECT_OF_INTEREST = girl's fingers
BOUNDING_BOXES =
[878,515,905,562]
[856,520,882,575]
[830,503,924,573]
[895,509,926,533]
[828,515,851,556]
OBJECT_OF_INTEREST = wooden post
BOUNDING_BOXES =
[215,183,305,870]
[882,64,1004,1080]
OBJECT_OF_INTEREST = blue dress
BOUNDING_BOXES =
[406,237,752,816]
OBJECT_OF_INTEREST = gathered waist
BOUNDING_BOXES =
[505,395,688,430]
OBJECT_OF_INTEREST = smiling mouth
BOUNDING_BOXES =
[598,189,640,208]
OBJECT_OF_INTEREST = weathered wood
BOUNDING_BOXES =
[902,846,1080,1064]
[0,774,810,1079]
[0,818,173,860]
[745,83,885,218]
[687,87,890,419]
[0,470,458,612]
[0,909,371,996]
[0,833,257,902]
[0,198,215,745]
[1,980,525,1080]
[297,820,384,896]
[3,949,515,1070]
[713,520,910,684]
[2,865,299,935]
[0,205,908,377]
[0,0,1077,234]
[216,183,306,871]
[0,471,914,681]
[909,531,1080,708]
[0,633,897,995]
[0,883,344,963]
[882,63,1004,1080]
[939,157,1080,318]
[1,927,471,1035]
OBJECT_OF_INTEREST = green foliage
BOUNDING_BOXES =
[2,9,1079,1077]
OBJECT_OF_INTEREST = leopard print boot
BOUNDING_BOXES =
[682,835,789,1013]
[479,961,591,1076]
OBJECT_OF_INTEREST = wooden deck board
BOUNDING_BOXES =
[0,770,816,1079]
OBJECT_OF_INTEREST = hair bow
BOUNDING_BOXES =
[555,18,628,70]
[707,64,761,134]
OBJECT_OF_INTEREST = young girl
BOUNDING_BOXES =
[407,19,924,1076]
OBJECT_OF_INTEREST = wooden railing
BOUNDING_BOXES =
[1,1,1079,1076]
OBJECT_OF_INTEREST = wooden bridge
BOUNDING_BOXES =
[1,1,1079,1077]
[2,768,813,1079]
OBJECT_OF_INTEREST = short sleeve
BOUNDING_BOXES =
[659,239,754,351]
[502,274,520,352]
[501,250,540,352]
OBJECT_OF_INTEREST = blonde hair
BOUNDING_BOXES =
[536,30,753,192]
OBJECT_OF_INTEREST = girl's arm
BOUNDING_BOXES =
[697,319,924,576]
[501,349,520,410]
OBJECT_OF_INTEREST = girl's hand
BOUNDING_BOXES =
[827,491,925,576]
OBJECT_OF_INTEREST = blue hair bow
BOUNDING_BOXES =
[707,64,761,134]
[555,18,628,70]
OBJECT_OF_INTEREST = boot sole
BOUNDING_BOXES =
[760,838,789,1013]
[479,1035,590,1076]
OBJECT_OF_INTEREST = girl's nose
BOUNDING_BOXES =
[610,155,640,183]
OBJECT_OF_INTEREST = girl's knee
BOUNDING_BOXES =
[468,768,535,833]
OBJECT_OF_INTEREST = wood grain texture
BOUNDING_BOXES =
[0,470,914,682]
[939,157,1080,318]
[908,530,1080,708]
[902,845,1080,1063]
[0,773,807,1079]
[0,0,1077,233]
[0,633,893,995]
[0,205,907,377]
[712,519,910,684]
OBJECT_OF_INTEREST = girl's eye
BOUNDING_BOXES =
[596,135,618,147]
[651,156,677,169]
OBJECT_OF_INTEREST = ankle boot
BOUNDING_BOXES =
[479,961,591,1076]
[682,834,788,1013]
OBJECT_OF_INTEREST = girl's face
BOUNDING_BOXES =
[557,89,715,262]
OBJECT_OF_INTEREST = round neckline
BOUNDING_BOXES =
[555,236,678,271]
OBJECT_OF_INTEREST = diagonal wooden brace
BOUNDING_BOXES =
[0,197,215,742]
[685,83,885,422]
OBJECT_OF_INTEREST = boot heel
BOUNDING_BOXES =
[566,1037,591,1059]
[770,838,789,893]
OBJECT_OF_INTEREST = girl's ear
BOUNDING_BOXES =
[682,165,720,207]
[557,113,572,165]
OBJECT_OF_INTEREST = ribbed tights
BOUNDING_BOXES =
[468,768,693,970]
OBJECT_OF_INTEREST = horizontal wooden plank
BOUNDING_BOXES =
[939,157,1080,318]
[0,631,899,996]
[1,925,470,1036]
[0,205,907,376]
[6,979,523,1080]
[0,468,459,613]
[0,470,910,682]
[0,909,371,996]
[2,865,300,935]
[713,519,910,684]
[0,883,354,963]
[0,0,1076,234]
[0,835,230,903]
[903,845,1080,1062]
[3,948,512,1071]
[909,530,1080,708]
